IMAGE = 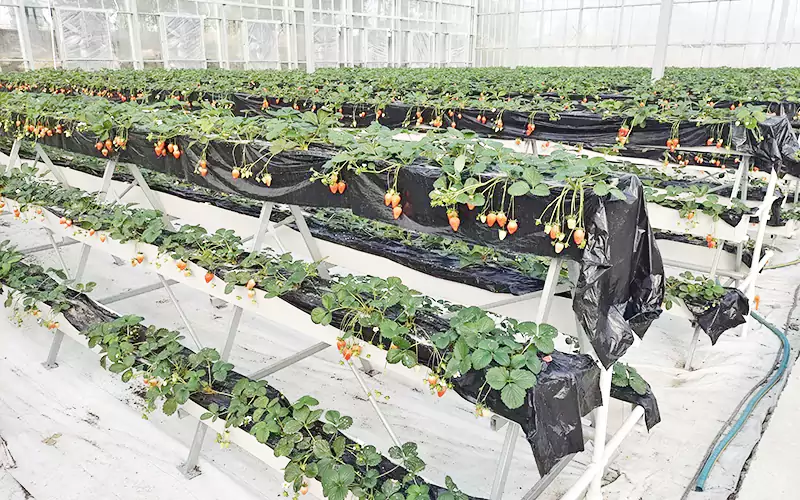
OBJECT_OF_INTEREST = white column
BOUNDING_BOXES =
[771,0,791,69]
[128,0,144,69]
[508,0,521,68]
[650,0,674,80]
[16,0,35,70]
[303,0,315,71]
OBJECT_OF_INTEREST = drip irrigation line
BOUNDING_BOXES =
[764,257,800,270]
[679,308,793,499]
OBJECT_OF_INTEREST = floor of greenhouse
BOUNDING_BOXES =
[1,215,800,500]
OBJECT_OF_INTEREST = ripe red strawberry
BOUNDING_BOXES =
[204,272,214,283]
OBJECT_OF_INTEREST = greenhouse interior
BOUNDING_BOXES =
[1,0,800,499]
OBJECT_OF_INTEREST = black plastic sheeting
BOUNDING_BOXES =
[234,93,800,176]
[24,127,666,369]
[685,289,750,344]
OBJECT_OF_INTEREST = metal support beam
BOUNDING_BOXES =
[520,454,576,500]
[178,422,207,479]
[98,279,178,304]
[489,423,520,500]
[289,205,331,280]
[220,306,243,362]
[771,0,791,69]
[651,0,674,80]
[346,359,402,448]
[45,230,71,280]
[157,275,203,351]
[42,329,65,370]
[5,139,21,174]
[126,164,175,230]
[21,238,80,255]
[34,144,70,187]
[586,366,612,499]
[248,342,330,380]
[535,258,562,324]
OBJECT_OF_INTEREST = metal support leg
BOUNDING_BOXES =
[794,180,799,204]
[72,244,92,284]
[157,275,203,351]
[289,205,330,279]
[178,421,207,479]
[42,329,65,370]
[587,366,612,500]
[34,144,69,187]
[126,164,175,230]
[346,359,402,447]
[684,324,703,370]
[114,180,138,202]
[520,454,576,500]
[5,139,21,173]
[44,230,71,280]
[684,241,724,369]
[535,258,562,324]
[248,342,330,380]
[741,170,778,340]
[251,202,286,253]
[489,423,521,500]
[220,307,243,362]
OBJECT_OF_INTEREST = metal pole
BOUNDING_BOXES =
[98,279,178,304]
[157,275,203,351]
[6,139,21,174]
[346,360,402,447]
[220,306,243,362]
[573,0,584,66]
[42,329,65,369]
[288,205,330,279]
[520,454,576,500]
[45,230,71,280]
[22,238,80,255]
[303,0,315,72]
[771,0,791,69]
[684,324,703,370]
[586,366,612,499]
[508,0,521,68]
[178,422,207,479]
[489,423,520,500]
[535,258,562,324]
[126,165,175,230]
[248,342,330,380]
[35,144,70,187]
[650,0,674,80]
[128,0,144,69]
[15,0,35,70]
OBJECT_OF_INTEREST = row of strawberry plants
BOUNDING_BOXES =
[0,243,470,500]
[0,91,627,251]
[0,165,564,412]
[1,67,792,135]
[1,165,661,475]
[0,135,555,292]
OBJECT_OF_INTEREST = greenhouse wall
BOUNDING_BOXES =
[476,0,800,68]
[1,0,799,71]
[0,0,474,71]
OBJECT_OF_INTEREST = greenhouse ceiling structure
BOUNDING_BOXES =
[0,0,799,73]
